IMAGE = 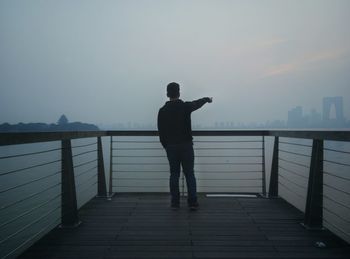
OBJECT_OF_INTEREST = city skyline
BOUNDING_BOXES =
[1,95,348,131]
[98,96,349,130]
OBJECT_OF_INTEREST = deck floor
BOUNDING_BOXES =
[20,193,350,258]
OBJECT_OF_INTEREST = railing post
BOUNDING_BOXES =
[303,139,323,229]
[269,136,279,197]
[97,137,107,197]
[262,136,266,196]
[109,136,114,197]
[61,139,80,227]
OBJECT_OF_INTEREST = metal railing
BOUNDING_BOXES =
[109,135,266,195]
[0,132,105,258]
[0,129,349,258]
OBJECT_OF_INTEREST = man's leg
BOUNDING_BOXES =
[181,144,198,206]
[166,146,181,206]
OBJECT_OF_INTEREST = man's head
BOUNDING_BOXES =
[167,82,180,99]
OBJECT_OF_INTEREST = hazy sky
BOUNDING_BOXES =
[1,0,349,127]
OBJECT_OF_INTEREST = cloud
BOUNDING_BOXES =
[263,62,299,77]
[254,38,288,49]
[262,47,350,78]
[304,48,349,63]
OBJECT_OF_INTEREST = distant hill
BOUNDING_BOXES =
[0,122,99,132]
[0,115,99,132]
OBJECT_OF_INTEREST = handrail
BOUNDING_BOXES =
[267,130,350,141]
[0,131,106,146]
[1,129,349,146]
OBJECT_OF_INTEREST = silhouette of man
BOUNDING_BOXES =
[157,82,212,210]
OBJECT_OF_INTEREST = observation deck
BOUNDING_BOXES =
[1,130,350,258]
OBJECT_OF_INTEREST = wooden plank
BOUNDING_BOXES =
[19,194,350,259]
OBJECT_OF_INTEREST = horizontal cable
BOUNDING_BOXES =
[75,165,97,178]
[323,217,350,239]
[196,162,262,165]
[279,149,311,158]
[113,170,262,174]
[113,162,262,166]
[324,183,350,196]
[0,170,61,194]
[72,142,97,149]
[279,173,307,190]
[114,155,167,158]
[323,171,350,181]
[196,171,261,174]
[4,217,60,259]
[0,182,61,211]
[112,185,261,189]
[115,178,168,180]
[279,141,312,148]
[78,181,97,195]
[112,140,262,144]
[323,159,350,167]
[278,165,309,179]
[113,140,262,143]
[113,162,168,165]
[113,185,167,188]
[193,140,262,143]
[197,155,262,158]
[0,193,61,229]
[197,185,261,188]
[198,155,262,158]
[0,159,61,176]
[0,205,60,245]
[194,147,261,150]
[0,147,61,160]
[278,180,306,200]
[324,194,350,211]
[113,177,262,181]
[72,149,97,158]
[114,170,168,173]
[198,178,262,181]
[324,147,350,155]
[324,207,350,226]
[113,155,262,158]
[113,148,163,150]
[114,147,262,150]
[73,159,97,169]
[279,157,310,169]
[113,140,159,143]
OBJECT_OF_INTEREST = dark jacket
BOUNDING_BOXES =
[157,98,210,148]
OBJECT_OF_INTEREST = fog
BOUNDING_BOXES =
[1,0,350,128]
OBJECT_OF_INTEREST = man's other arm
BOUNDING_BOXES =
[157,110,167,148]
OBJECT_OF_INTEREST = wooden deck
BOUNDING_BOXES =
[20,193,350,259]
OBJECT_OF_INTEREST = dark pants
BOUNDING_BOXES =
[165,143,197,205]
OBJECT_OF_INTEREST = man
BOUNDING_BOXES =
[157,82,212,210]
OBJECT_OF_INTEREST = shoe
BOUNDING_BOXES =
[189,202,199,211]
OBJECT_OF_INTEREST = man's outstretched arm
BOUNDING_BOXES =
[187,97,213,112]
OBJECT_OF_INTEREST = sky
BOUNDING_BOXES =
[1,0,350,127]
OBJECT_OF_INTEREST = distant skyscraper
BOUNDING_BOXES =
[323,97,345,126]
